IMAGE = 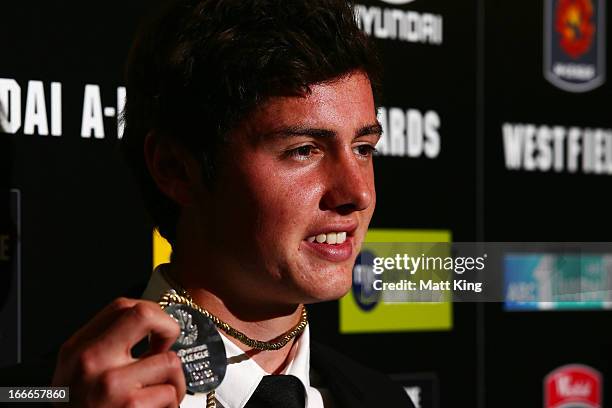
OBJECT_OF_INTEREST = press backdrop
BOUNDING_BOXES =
[1,1,611,407]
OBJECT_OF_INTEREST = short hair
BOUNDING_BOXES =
[121,0,382,245]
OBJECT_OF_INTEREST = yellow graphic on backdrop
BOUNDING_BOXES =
[153,229,172,268]
[339,229,453,333]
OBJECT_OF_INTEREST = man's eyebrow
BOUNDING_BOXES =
[267,122,383,139]
[270,126,336,138]
[356,122,383,137]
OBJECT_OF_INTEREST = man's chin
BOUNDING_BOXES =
[299,274,353,304]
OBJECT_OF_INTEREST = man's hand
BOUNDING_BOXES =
[52,298,186,407]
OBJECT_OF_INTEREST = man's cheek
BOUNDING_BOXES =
[370,186,376,204]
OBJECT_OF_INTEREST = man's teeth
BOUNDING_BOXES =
[307,232,347,244]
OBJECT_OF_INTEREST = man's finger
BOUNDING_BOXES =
[95,301,179,357]
[115,351,186,403]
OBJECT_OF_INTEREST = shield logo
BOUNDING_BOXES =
[544,0,606,92]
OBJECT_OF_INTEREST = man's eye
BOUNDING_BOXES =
[354,144,378,157]
[289,145,316,160]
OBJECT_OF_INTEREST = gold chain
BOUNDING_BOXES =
[206,392,216,408]
[159,268,309,351]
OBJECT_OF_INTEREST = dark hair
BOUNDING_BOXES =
[122,0,382,245]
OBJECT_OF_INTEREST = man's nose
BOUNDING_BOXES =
[320,148,373,214]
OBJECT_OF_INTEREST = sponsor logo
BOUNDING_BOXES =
[340,230,453,334]
[502,122,612,175]
[544,0,606,92]
[355,1,443,44]
[0,78,126,139]
[544,364,602,408]
[352,250,381,311]
[504,254,612,311]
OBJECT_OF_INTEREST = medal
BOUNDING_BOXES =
[159,291,227,394]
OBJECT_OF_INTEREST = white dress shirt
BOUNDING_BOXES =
[141,264,325,408]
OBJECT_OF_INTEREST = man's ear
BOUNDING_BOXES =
[143,131,202,207]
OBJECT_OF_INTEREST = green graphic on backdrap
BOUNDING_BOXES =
[340,229,453,333]
[505,253,612,311]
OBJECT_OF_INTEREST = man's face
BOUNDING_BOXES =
[194,71,380,305]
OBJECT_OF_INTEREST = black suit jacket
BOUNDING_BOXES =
[0,283,415,408]
[310,341,415,407]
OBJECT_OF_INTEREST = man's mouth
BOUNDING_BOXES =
[302,226,356,262]
[306,231,348,245]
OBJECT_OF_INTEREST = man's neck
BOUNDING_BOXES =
[166,263,304,374]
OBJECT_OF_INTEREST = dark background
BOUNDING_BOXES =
[1,1,610,407]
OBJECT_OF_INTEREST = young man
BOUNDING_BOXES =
[50,0,414,406]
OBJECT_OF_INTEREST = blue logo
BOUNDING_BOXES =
[352,250,381,311]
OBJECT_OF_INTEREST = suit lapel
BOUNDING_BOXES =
[310,342,369,408]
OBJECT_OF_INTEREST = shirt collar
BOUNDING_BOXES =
[142,264,312,407]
